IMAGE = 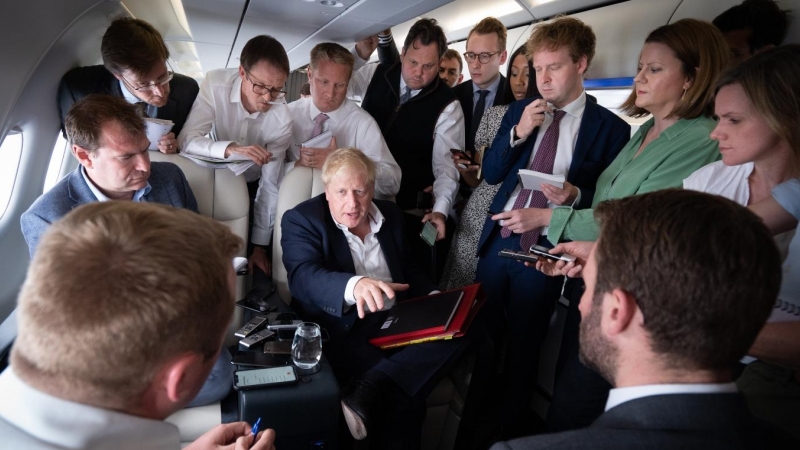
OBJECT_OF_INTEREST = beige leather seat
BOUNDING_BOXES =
[272,166,469,450]
[151,152,249,444]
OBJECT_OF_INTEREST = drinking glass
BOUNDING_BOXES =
[292,322,322,369]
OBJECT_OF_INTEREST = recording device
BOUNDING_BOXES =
[420,221,438,247]
[265,312,302,331]
[236,283,277,313]
[231,351,287,368]
[263,340,292,355]
[239,329,275,348]
[529,244,577,263]
[498,248,539,264]
[233,366,298,390]
[234,316,267,338]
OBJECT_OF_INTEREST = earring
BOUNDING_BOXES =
[681,88,687,101]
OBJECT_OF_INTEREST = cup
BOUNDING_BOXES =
[292,322,322,369]
[144,118,174,150]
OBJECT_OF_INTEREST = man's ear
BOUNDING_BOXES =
[161,353,206,404]
[239,65,247,81]
[72,145,93,169]
[499,49,508,66]
[576,55,589,76]
[602,288,638,336]
[457,74,464,85]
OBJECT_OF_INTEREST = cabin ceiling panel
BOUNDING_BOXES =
[183,0,246,46]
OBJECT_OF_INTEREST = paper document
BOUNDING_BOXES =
[179,153,255,176]
[301,130,333,149]
[144,118,174,150]
[518,169,565,191]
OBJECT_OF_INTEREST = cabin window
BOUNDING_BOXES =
[0,129,23,219]
[44,133,69,193]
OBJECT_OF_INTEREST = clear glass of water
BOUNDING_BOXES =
[292,322,322,369]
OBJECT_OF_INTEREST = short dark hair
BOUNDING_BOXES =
[593,189,781,372]
[713,0,791,53]
[442,49,463,73]
[240,35,290,75]
[101,17,169,78]
[403,18,448,59]
[300,83,311,96]
[65,94,145,154]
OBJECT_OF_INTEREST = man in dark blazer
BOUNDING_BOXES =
[475,17,630,436]
[57,17,198,154]
[492,190,798,449]
[453,17,509,153]
[282,148,466,447]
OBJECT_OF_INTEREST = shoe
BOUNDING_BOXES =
[341,376,382,440]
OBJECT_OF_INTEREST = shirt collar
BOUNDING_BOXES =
[605,382,738,412]
[119,80,140,104]
[472,73,503,96]
[661,116,711,140]
[309,97,347,125]
[399,77,422,98]
[81,166,152,202]
[332,202,385,236]
[549,91,587,119]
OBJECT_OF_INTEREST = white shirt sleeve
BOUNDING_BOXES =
[431,100,464,215]
[344,276,365,305]
[251,113,292,245]
[347,63,379,101]
[177,76,235,159]
[350,45,369,73]
[358,118,401,199]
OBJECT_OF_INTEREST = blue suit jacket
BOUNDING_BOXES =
[477,97,630,253]
[21,162,198,256]
[281,194,435,341]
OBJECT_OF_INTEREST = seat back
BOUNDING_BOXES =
[272,167,325,304]
[148,152,249,343]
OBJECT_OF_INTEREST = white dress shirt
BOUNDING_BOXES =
[605,382,738,412]
[503,92,587,235]
[348,64,464,216]
[331,202,394,307]
[287,97,401,200]
[472,74,502,115]
[178,68,292,245]
[0,369,181,449]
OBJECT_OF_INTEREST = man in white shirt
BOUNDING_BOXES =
[287,42,400,200]
[348,18,464,281]
[1,201,275,450]
[179,35,291,275]
[491,189,797,449]
[281,149,467,447]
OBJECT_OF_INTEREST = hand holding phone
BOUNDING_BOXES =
[498,248,539,264]
[529,244,576,263]
[420,220,438,247]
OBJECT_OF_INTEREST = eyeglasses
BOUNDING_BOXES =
[246,72,286,99]
[121,61,174,92]
[463,51,501,64]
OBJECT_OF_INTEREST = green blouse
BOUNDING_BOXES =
[548,115,721,244]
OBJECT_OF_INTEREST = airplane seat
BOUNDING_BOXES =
[272,166,471,450]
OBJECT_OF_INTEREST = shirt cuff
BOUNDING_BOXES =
[250,226,272,246]
[211,141,234,159]
[344,276,365,305]
[510,126,527,147]
[570,187,582,207]
[433,198,451,217]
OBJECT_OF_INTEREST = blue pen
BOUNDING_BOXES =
[251,417,262,436]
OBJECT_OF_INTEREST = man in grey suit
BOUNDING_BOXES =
[492,189,798,449]
[22,94,197,257]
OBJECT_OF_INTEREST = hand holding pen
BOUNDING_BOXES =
[184,418,276,450]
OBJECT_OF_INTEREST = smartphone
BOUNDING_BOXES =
[420,221,437,247]
[498,248,539,264]
[265,312,302,331]
[231,351,287,368]
[263,340,292,355]
[530,244,576,263]
[233,366,298,390]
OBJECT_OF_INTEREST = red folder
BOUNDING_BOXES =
[369,283,486,349]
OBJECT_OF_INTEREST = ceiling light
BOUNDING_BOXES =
[320,0,344,7]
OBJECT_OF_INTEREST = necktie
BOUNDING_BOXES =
[467,90,489,151]
[134,101,149,118]
[399,87,412,105]
[310,113,329,139]
[501,109,567,250]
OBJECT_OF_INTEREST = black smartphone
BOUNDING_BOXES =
[233,366,298,390]
[498,248,539,264]
[263,340,292,354]
[231,351,287,368]
[420,221,437,247]
[529,244,576,263]
[449,148,475,163]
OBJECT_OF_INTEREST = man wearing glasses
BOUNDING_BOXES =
[454,17,509,154]
[58,17,199,154]
[178,35,292,277]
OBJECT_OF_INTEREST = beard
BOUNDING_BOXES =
[578,293,619,384]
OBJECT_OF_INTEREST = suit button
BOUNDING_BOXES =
[344,325,350,331]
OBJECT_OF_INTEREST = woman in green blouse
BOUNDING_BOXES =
[505,19,729,245]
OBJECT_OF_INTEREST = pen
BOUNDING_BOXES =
[251,417,262,436]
